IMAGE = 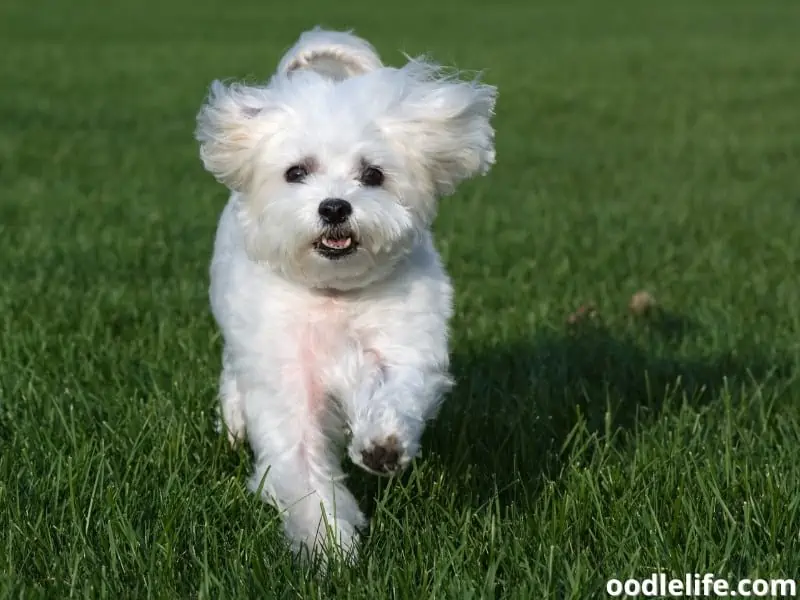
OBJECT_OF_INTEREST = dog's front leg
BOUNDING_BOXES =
[243,371,366,561]
[344,359,453,476]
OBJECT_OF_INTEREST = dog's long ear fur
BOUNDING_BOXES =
[195,81,281,192]
[382,59,497,197]
[277,27,383,81]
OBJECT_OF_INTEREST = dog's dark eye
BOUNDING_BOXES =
[359,166,384,187]
[285,165,308,183]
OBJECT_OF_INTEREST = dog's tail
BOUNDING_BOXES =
[276,27,383,81]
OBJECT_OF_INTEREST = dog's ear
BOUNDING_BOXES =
[383,59,497,197]
[277,27,383,81]
[195,80,280,192]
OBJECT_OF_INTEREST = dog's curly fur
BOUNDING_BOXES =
[195,27,497,561]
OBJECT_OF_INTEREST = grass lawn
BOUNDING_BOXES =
[1,0,799,597]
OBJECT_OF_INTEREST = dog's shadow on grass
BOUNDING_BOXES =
[409,310,794,509]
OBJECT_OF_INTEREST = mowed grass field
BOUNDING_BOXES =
[1,0,799,597]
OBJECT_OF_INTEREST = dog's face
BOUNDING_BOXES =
[197,35,496,290]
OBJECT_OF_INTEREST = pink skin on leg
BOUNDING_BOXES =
[247,315,365,558]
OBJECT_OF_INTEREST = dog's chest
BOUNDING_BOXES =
[291,296,369,406]
[298,297,352,361]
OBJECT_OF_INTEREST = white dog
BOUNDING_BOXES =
[195,27,497,560]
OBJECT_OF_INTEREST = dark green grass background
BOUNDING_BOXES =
[1,0,799,597]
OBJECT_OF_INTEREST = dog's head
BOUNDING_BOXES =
[196,27,497,290]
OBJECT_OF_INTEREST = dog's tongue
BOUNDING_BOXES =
[321,237,352,250]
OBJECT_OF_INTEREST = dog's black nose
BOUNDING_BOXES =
[318,198,352,224]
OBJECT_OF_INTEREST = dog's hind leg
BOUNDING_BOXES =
[215,348,246,447]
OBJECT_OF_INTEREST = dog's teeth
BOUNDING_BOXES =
[321,237,352,250]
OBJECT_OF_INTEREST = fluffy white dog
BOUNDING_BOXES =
[195,27,497,560]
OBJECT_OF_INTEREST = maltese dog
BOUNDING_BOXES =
[195,27,497,560]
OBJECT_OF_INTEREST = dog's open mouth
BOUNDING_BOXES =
[313,230,358,259]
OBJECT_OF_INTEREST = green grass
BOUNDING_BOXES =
[1,0,800,597]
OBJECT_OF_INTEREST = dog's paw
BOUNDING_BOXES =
[349,434,413,477]
[285,509,364,571]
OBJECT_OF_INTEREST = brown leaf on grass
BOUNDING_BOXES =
[629,291,657,317]
[566,303,599,326]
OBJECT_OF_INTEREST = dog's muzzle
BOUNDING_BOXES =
[313,225,358,260]
[314,198,358,259]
